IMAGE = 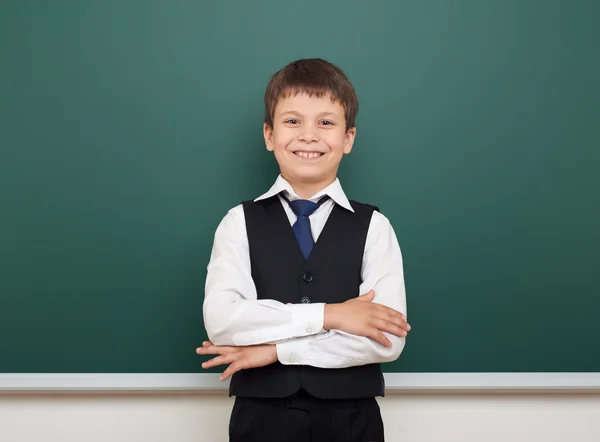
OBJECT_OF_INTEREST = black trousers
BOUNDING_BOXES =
[229,390,385,442]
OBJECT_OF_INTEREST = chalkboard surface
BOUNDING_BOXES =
[1,0,598,374]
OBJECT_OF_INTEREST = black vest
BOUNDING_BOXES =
[228,195,385,399]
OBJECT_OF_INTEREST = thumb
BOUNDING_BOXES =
[357,289,375,302]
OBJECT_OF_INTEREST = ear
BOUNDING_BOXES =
[343,126,356,154]
[264,123,274,152]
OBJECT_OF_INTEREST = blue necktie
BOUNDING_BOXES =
[281,193,330,260]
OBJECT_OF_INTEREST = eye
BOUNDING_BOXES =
[285,118,299,124]
[319,120,334,126]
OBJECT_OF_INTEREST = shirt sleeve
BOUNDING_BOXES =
[203,205,325,346]
[275,211,407,368]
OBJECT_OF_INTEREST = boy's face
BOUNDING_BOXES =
[264,92,356,190]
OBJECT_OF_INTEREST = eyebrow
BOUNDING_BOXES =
[279,111,340,118]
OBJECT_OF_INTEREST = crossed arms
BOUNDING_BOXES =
[198,206,411,380]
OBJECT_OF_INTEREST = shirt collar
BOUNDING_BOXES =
[254,174,355,213]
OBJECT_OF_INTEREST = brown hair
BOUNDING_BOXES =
[264,58,358,130]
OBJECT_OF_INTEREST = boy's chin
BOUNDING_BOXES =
[284,168,335,184]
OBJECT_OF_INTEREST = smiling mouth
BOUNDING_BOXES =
[293,151,324,160]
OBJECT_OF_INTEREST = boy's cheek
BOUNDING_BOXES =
[273,132,294,147]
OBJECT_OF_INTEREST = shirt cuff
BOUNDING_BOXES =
[276,338,311,365]
[290,302,325,337]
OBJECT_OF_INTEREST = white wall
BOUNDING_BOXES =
[1,393,599,442]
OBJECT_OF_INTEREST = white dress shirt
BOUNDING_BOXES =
[203,175,407,368]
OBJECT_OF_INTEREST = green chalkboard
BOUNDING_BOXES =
[1,0,599,374]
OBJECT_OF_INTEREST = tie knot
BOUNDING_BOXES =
[288,199,319,218]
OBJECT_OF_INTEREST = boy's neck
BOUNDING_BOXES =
[283,175,336,200]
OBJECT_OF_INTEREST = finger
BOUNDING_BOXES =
[197,343,240,354]
[202,354,235,369]
[203,341,213,347]
[368,329,392,347]
[196,345,223,355]
[383,317,409,336]
[196,342,210,353]
[220,362,242,381]
[197,344,235,356]
[374,303,402,316]
[375,305,409,326]
[381,312,411,331]
[372,318,408,338]
[388,322,408,337]
[357,289,375,302]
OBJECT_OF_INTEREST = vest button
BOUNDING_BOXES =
[302,272,313,283]
[301,296,311,304]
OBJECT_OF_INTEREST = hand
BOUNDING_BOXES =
[196,341,278,381]
[324,289,411,347]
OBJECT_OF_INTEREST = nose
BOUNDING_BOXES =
[298,125,319,143]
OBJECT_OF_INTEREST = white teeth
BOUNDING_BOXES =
[296,151,321,159]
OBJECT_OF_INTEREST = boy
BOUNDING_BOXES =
[198,58,410,442]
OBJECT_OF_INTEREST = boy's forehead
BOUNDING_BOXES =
[275,90,344,115]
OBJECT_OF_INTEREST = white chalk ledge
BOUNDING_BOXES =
[1,373,600,393]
